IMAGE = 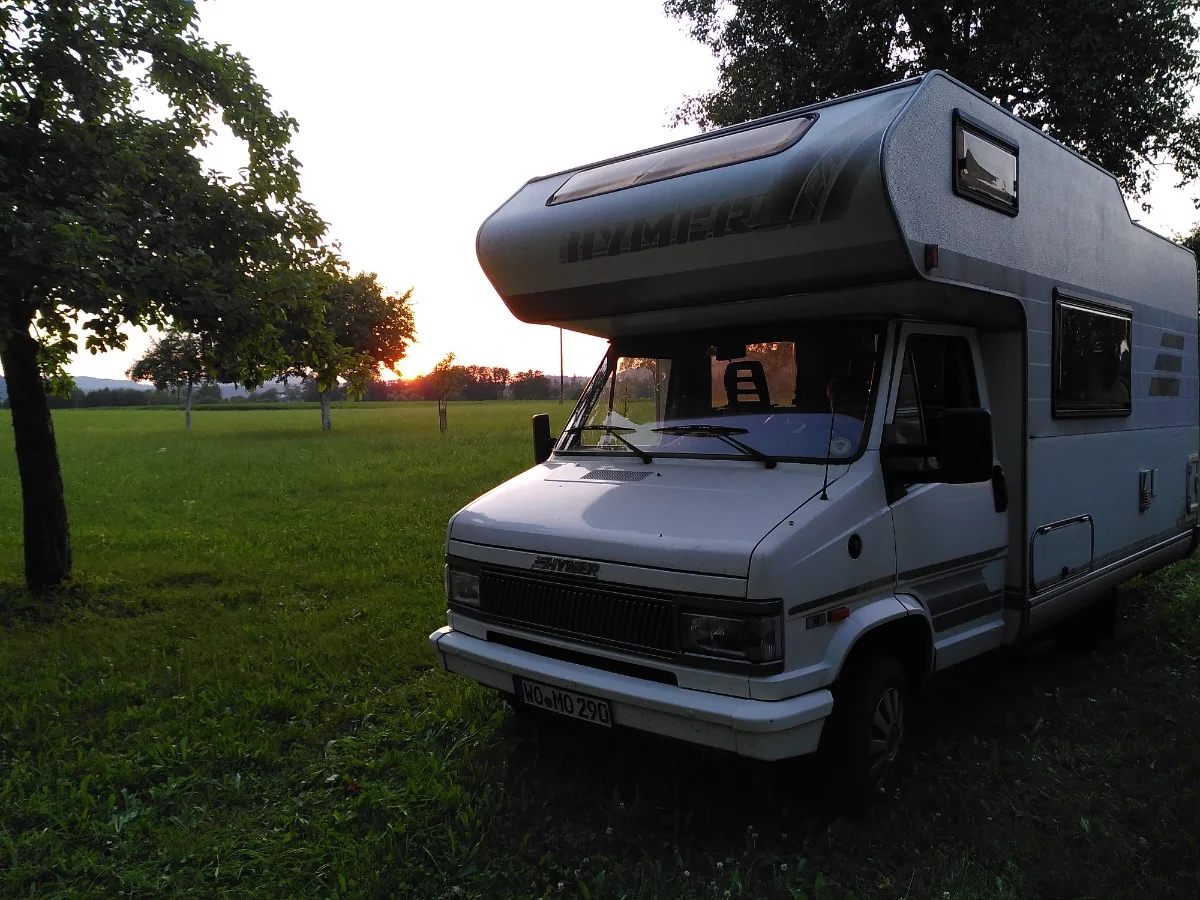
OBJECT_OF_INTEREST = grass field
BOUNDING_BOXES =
[1,402,1198,899]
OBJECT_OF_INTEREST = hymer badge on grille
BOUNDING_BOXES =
[530,556,600,578]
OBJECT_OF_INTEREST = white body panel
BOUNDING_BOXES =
[451,459,837,578]
[430,626,831,761]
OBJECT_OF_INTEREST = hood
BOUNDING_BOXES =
[449,458,841,579]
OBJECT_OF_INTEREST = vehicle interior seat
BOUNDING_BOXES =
[724,360,771,412]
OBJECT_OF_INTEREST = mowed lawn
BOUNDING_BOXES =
[1,403,1198,899]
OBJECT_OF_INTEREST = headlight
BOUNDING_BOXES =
[680,612,781,663]
[445,566,481,608]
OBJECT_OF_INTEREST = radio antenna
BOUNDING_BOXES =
[820,408,836,501]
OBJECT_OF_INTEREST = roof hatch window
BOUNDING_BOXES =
[549,115,816,206]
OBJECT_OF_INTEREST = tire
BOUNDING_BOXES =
[819,655,909,814]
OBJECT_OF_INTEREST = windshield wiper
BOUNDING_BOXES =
[563,425,653,464]
[652,424,778,469]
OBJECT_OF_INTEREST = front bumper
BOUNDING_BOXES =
[429,626,832,761]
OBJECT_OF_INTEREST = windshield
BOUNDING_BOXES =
[559,322,884,463]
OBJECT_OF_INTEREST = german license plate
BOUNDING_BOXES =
[513,676,612,727]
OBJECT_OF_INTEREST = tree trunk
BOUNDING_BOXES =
[0,331,72,591]
[319,390,331,431]
[185,379,192,432]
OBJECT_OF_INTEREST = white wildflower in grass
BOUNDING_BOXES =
[716,862,723,870]
[574,870,580,877]
[780,864,788,872]
[605,827,613,835]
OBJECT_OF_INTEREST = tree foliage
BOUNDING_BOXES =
[457,365,510,401]
[0,0,329,379]
[664,0,1200,198]
[127,330,209,429]
[127,331,206,393]
[277,269,416,430]
[510,369,554,401]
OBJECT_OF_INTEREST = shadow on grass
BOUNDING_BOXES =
[472,576,1199,898]
[0,568,262,626]
[0,578,102,627]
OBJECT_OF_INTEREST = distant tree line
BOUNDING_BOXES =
[364,367,590,403]
[1,367,591,411]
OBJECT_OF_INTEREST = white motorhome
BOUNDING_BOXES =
[430,72,1199,807]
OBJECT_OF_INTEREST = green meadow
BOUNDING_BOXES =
[1,403,1198,898]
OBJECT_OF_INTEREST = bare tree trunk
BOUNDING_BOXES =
[0,330,72,591]
[185,379,192,432]
[320,390,331,431]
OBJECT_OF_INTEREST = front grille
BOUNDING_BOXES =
[479,569,676,653]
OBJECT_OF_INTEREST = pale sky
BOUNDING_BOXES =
[62,1,1200,381]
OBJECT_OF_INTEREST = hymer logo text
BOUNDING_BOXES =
[531,556,600,578]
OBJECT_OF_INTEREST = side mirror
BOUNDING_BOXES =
[532,414,554,464]
[882,408,993,485]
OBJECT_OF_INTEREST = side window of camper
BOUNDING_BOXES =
[1053,298,1132,417]
[893,335,980,448]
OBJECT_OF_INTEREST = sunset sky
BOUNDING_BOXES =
[61,1,1200,381]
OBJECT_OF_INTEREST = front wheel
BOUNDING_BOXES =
[819,655,909,814]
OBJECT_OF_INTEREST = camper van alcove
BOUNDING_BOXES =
[430,71,1199,810]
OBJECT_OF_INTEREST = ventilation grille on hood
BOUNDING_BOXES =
[580,469,653,483]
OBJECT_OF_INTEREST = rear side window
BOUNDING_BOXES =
[1053,296,1132,418]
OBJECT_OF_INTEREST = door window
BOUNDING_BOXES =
[891,334,980,464]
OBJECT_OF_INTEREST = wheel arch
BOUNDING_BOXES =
[834,604,935,689]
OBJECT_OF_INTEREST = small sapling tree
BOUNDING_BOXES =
[431,353,460,433]
[127,331,208,431]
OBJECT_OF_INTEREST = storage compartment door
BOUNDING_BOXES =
[1031,516,1094,592]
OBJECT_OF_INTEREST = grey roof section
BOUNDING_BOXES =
[478,82,919,326]
[477,71,1196,334]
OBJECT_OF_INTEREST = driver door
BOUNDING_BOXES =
[885,324,1008,668]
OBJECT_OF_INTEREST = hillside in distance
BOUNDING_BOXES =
[0,376,249,400]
